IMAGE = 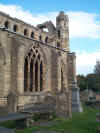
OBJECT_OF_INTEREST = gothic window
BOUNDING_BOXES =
[13,25,18,32]
[24,47,43,92]
[24,29,27,35]
[31,32,34,38]
[4,21,9,29]
[58,30,61,38]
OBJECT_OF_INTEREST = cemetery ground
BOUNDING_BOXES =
[0,105,99,133]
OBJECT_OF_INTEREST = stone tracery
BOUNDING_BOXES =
[24,46,43,92]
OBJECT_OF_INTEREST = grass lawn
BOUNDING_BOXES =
[1,105,100,133]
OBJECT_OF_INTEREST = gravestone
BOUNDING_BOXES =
[72,87,83,112]
[7,91,18,113]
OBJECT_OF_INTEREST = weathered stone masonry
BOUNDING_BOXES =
[0,11,78,117]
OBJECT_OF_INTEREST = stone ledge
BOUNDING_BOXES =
[0,126,15,133]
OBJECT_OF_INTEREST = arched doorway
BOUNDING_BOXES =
[24,46,43,92]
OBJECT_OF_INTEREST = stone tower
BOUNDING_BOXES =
[56,11,70,51]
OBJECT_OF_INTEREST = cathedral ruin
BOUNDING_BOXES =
[0,11,80,117]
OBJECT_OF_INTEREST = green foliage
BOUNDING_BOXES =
[77,75,87,91]
[32,113,41,121]
[77,73,100,92]
[94,60,100,75]
[0,120,16,129]
[32,112,57,121]
[87,74,100,92]
[1,106,99,133]
[51,112,56,120]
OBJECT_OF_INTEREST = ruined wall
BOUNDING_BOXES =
[0,11,77,116]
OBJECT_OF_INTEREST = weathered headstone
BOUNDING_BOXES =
[7,91,18,113]
[71,86,83,112]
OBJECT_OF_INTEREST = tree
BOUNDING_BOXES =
[94,60,100,75]
[86,73,100,92]
[77,75,87,91]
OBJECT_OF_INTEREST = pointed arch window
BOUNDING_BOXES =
[31,32,34,38]
[4,21,9,29]
[24,29,28,36]
[24,47,44,92]
[13,25,18,32]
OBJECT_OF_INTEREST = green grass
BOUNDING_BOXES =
[0,120,16,129]
[1,106,100,133]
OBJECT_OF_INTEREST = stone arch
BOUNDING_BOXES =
[24,42,48,66]
[24,29,28,36]
[17,41,48,94]
[4,21,9,29]
[31,31,34,38]
[13,24,18,32]
[24,45,45,92]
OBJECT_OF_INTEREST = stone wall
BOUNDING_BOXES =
[0,11,78,117]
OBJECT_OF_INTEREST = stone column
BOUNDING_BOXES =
[42,62,47,91]
[5,55,11,96]
[17,45,25,94]
[67,53,83,112]
[71,83,83,112]
[51,49,59,91]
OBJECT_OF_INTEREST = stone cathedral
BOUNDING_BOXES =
[0,11,81,117]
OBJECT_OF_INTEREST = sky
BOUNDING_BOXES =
[0,0,100,75]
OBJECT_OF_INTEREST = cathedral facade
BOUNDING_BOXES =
[0,11,77,117]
